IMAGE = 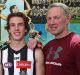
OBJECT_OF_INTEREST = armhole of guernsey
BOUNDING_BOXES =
[0,44,8,64]
[33,48,36,75]
[27,48,36,75]
[0,49,1,64]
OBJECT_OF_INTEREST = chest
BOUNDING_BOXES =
[45,44,75,67]
[2,48,35,75]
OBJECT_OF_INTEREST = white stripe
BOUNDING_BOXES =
[27,48,34,75]
[2,48,9,75]
[14,53,20,75]
[2,48,34,75]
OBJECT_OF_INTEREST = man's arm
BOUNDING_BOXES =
[23,0,31,23]
[23,0,31,15]
[0,50,2,75]
[0,64,2,75]
[24,0,31,11]
[35,48,45,75]
[0,13,7,20]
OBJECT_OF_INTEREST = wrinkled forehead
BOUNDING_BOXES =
[47,7,65,17]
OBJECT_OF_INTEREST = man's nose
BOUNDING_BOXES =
[15,25,19,30]
[50,18,55,24]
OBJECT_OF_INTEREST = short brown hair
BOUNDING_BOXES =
[5,12,30,35]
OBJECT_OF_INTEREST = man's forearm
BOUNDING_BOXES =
[0,64,2,75]
[24,0,31,11]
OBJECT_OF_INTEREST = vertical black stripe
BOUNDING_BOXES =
[1,49,2,64]
[8,46,14,75]
[33,48,36,75]
[20,46,27,72]
[1,49,4,75]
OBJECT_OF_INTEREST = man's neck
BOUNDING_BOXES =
[10,39,26,51]
[55,30,71,39]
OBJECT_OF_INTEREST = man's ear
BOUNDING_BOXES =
[25,29,27,32]
[68,15,72,20]
[8,29,10,33]
[66,15,72,23]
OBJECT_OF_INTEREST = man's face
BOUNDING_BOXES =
[46,7,70,37]
[9,17,27,41]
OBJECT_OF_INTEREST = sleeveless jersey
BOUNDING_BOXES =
[1,45,36,75]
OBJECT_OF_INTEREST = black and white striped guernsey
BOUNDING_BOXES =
[1,45,36,75]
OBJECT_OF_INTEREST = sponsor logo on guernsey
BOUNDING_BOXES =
[4,62,13,68]
[16,61,31,68]
[46,61,62,66]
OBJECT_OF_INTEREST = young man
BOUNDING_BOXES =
[43,3,80,75]
[0,0,31,48]
[0,12,45,75]
[28,3,80,75]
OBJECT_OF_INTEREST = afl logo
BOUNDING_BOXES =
[4,62,12,68]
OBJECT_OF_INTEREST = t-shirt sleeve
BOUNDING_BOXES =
[75,42,80,73]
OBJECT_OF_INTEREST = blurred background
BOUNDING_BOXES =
[0,0,80,45]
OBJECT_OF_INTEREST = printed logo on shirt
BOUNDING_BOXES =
[16,61,31,68]
[47,46,63,60]
[46,61,62,66]
[14,57,19,60]
[4,62,13,68]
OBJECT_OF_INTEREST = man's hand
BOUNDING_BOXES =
[27,38,37,49]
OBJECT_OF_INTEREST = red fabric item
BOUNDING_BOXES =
[43,32,80,75]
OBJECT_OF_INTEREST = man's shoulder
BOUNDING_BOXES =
[44,39,55,48]
[0,42,8,50]
[70,33,80,47]
[71,33,80,42]
[36,41,43,49]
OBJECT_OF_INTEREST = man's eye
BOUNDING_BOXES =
[47,18,51,20]
[54,16,60,19]
[18,23,24,26]
[10,24,15,27]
